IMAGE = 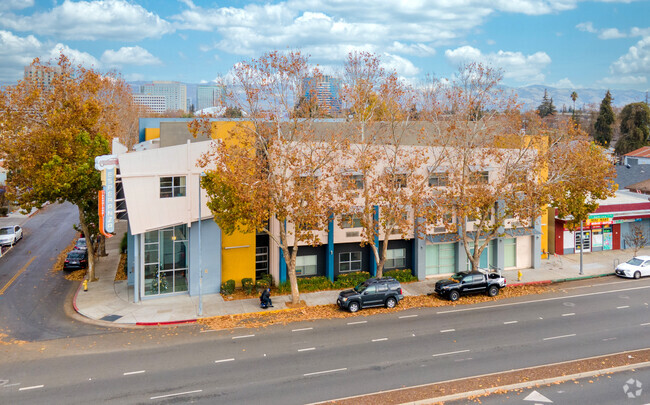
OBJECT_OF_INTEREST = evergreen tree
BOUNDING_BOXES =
[537,89,556,118]
[614,102,650,155]
[594,90,615,147]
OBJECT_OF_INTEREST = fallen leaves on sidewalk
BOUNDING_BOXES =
[198,284,552,331]
[0,333,26,346]
[114,253,127,281]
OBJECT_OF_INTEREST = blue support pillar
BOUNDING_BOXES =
[279,247,287,283]
[370,205,379,277]
[326,215,334,282]
[414,217,426,281]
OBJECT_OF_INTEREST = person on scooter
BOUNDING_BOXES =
[260,288,273,308]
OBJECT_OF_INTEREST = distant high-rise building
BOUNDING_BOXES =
[197,85,224,111]
[24,64,62,91]
[303,75,342,115]
[132,94,166,114]
[141,81,187,113]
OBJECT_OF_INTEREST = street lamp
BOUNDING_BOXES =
[198,172,206,316]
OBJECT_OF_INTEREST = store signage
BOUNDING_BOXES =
[613,218,642,224]
[587,214,613,226]
[104,168,115,233]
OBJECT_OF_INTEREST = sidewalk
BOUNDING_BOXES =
[74,221,647,326]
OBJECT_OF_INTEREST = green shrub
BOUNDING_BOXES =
[220,279,236,295]
[120,232,128,254]
[255,274,273,289]
[241,278,255,294]
[334,271,371,288]
[384,269,417,282]
[0,207,8,217]
[297,276,333,292]
[276,281,291,294]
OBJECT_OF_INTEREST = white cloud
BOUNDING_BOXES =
[599,28,626,39]
[609,36,650,76]
[599,75,647,85]
[576,22,596,33]
[381,53,420,77]
[445,45,551,83]
[47,43,101,68]
[0,0,173,41]
[0,0,34,12]
[0,30,42,81]
[101,46,161,67]
[387,42,436,57]
[549,78,578,88]
[631,27,650,37]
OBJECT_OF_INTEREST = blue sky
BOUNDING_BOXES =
[0,0,649,90]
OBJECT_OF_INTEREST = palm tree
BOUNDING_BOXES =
[571,91,578,113]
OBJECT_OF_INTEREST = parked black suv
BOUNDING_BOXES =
[434,270,506,301]
[337,277,404,313]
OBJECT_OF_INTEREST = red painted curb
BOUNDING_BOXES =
[72,279,82,313]
[508,280,553,287]
[136,319,197,326]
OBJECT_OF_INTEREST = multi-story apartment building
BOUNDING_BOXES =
[23,64,62,91]
[303,76,342,115]
[141,81,187,113]
[132,94,167,114]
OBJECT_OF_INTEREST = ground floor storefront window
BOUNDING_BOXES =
[143,225,188,296]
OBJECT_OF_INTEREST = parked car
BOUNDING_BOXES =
[337,277,404,313]
[434,270,507,301]
[74,237,87,251]
[615,256,650,279]
[63,250,88,271]
[0,225,23,246]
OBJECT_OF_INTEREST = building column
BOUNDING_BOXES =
[495,200,505,273]
[326,216,334,282]
[532,217,542,269]
[133,233,140,303]
[456,223,467,273]
[370,205,379,277]
[413,216,426,280]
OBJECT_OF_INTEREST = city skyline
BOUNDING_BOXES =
[0,0,648,91]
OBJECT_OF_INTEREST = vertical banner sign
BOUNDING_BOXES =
[105,168,116,233]
[98,190,106,237]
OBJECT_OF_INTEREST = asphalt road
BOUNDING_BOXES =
[448,365,650,404]
[0,276,649,404]
[0,202,113,341]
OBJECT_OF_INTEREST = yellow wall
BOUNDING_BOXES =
[211,121,257,286]
[145,128,160,141]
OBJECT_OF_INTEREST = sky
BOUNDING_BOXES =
[0,0,649,90]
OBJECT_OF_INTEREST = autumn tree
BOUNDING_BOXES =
[339,51,428,277]
[196,51,346,304]
[623,223,649,257]
[0,54,139,281]
[614,102,650,155]
[594,90,615,147]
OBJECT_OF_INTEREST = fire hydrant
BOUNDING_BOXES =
[517,270,522,282]
[83,279,88,292]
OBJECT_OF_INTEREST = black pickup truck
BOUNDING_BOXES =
[434,271,506,301]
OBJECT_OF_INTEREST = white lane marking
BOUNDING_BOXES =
[292,327,313,332]
[437,284,650,314]
[602,337,617,341]
[347,321,367,325]
[543,333,576,341]
[232,334,255,340]
[503,321,518,324]
[19,385,44,391]
[150,390,202,400]
[372,338,388,342]
[304,368,347,377]
[563,280,632,290]
[440,329,455,333]
[123,370,145,376]
[199,329,217,333]
[617,305,630,309]
[298,347,315,352]
[215,358,235,363]
[562,313,575,317]
[641,322,650,326]
[399,314,418,319]
[432,349,470,357]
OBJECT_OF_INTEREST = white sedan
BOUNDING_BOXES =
[615,256,650,279]
[0,225,23,246]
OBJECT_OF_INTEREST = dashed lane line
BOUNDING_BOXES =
[0,257,36,295]
[298,347,315,352]
[543,333,576,341]
[215,358,235,363]
[503,321,518,324]
[372,338,388,342]
[641,322,650,326]
[617,305,630,309]
[123,370,145,376]
[304,368,347,377]
[347,321,367,325]
[432,350,470,358]
[399,314,418,319]
[292,327,313,332]
[562,313,575,316]
[232,334,255,340]
[150,390,202,400]
[19,385,44,391]
[440,329,455,333]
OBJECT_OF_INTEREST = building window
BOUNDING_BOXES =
[341,214,362,228]
[143,224,188,296]
[471,171,489,185]
[295,255,317,276]
[339,251,362,272]
[394,173,407,189]
[255,246,269,278]
[429,172,448,187]
[345,174,364,190]
[385,248,406,269]
[160,176,186,198]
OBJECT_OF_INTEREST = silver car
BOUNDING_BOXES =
[0,225,23,246]
[615,256,650,279]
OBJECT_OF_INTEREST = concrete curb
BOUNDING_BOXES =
[401,361,650,405]
[508,272,614,288]
[136,319,197,326]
